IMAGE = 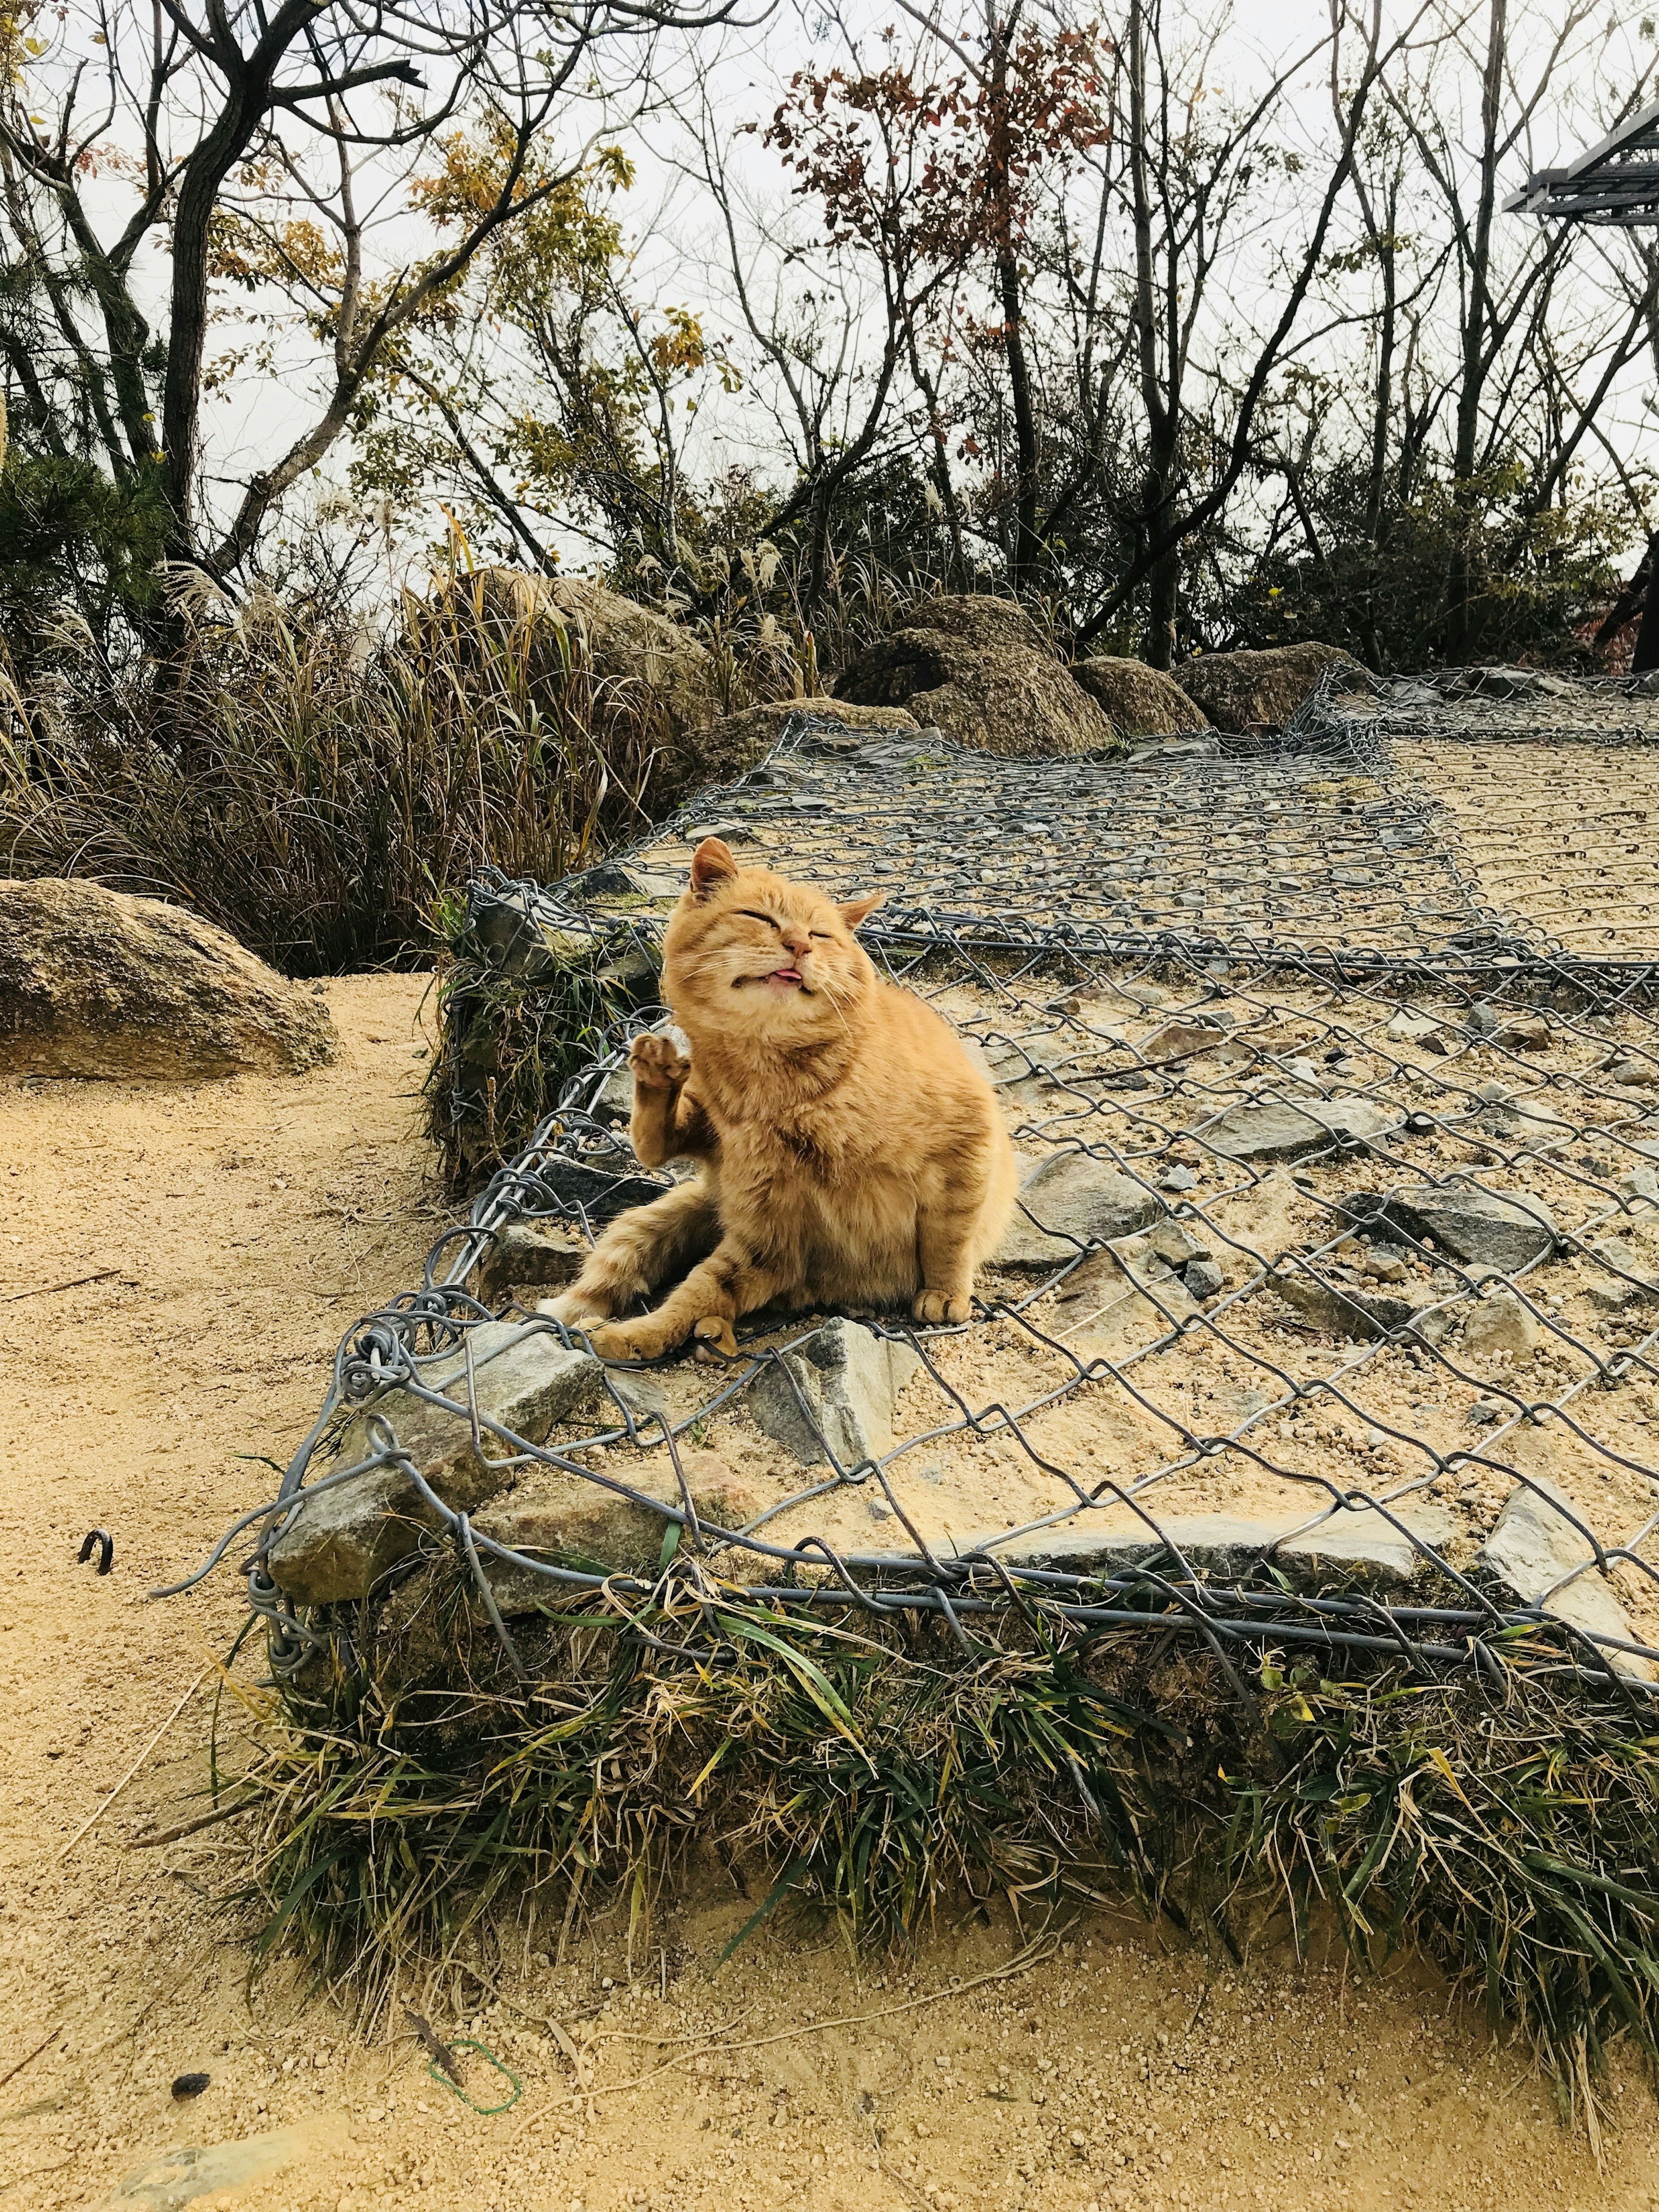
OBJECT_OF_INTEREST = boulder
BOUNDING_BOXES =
[266,1320,604,1604]
[439,569,725,814]
[747,1319,922,1469]
[1173,644,1367,734]
[1339,1185,1556,1272]
[458,1451,756,1594]
[834,596,1118,760]
[995,1152,1164,1267]
[687,699,920,793]
[1195,1094,1404,1164]
[1072,657,1211,736]
[1477,1475,1655,1679]
[0,877,337,1082]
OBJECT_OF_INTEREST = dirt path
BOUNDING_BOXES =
[0,975,1652,2212]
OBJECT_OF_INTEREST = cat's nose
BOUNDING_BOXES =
[780,926,810,958]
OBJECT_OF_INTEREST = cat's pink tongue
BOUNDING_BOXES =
[768,967,804,987]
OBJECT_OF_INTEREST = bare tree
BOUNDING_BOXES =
[0,0,741,602]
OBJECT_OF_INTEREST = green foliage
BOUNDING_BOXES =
[0,456,168,657]
[1220,464,1628,668]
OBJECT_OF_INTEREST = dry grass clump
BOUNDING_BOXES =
[0,575,664,975]
[211,1575,1659,2122]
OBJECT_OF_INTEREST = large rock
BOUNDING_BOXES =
[0,877,337,1082]
[441,570,724,813]
[995,1152,1164,1267]
[1071,657,1210,737]
[1339,1185,1557,1272]
[834,596,1118,760]
[267,1321,604,1604]
[1173,643,1366,733]
[1195,1094,1404,1164]
[688,700,920,792]
[1477,1476,1656,1680]
[747,1319,922,1468]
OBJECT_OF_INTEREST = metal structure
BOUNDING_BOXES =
[1508,99,1659,669]
[160,683,1659,1703]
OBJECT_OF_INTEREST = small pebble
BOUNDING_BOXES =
[171,2072,210,2100]
[1160,1166,1199,1192]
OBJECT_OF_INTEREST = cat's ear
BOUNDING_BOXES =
[689,837,738,899]
[839,890,886,931]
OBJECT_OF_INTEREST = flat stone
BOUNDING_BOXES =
[1606,1055,1659,1089]
[106,2120,345,2211]
[1496,1015,1551,1051]
[747,1319,922,1468]
[1477,1475,1656,1679]
[267,1322,605,1605]
[475,1222,586,1304]
[529,1149,671,1220]
[1185,1258,1226,1299]
[1385,1010,1449,1053]
[995,1153,1163,1267]
[477,1451,757,1592]
[1585,1235,1659,1313]
[1459,1287,1541,1360]
[1273,1266,1458,1344]
[1339,1184,1556,1272]
[372,1453,763,1679]
[1195,1094,1403,1164]
[1137,1018,1227,1064]
[981,1502,1455,1589]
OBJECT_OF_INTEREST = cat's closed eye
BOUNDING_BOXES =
[734,909,778,926]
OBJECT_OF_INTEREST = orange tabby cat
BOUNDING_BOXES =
[549,836,1018,1358]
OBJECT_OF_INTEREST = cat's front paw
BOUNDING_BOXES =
[629,1028,691,1092]
[590,1313,685,1362]
[692,1314,740,1360]
[543,1288,610,1325]
[913,1288,972,1325]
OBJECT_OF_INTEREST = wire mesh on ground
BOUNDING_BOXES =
[161,674,1659,1713]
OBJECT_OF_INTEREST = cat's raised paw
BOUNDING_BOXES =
[912,1289,971,1325]
[629,1029,691,1091]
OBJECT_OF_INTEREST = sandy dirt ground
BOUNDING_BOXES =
[2,974,1657,2212]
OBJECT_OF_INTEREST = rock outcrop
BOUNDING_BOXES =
[1072,657,1210,737]
[834,596,1118,760]
[1173,643,1367,733]
[0,877,337,1081]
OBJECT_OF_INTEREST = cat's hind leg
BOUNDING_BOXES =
[544,1181,721,1326]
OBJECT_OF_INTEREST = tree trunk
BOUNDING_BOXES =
[985,11,1040,592]
[1447,0,1506,659]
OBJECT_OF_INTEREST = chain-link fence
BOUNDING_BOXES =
[160,676,1659,1703]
